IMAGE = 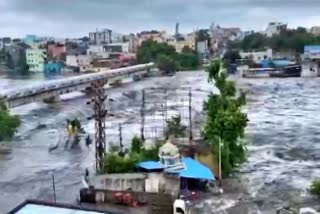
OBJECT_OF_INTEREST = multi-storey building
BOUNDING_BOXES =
[310,26,320,36]
[137,30,167,45]
[104,43,130,53]
[26,48,47,72]
[264,22,287,37]
[89,29,112,45]
[66,55,93,72]
[47,43,66,61]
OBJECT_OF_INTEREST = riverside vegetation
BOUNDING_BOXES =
[0,99,21,142]
[101,115,186,174]
[203,59,248,177]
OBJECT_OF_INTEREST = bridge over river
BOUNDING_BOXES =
[0,63,154,108]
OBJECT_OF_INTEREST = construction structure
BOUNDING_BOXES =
[90,80,108,173]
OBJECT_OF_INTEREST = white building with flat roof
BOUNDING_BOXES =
[265,22,287,37]
[240,48,273,63]
[26,48,47,72]
[66,55,93,72]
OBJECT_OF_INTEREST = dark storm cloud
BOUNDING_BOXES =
[1,0,320,37]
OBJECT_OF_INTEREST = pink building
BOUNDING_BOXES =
[48,43,66,61]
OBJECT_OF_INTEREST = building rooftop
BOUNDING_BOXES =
[137,157,215,180]
[8,200,122,214]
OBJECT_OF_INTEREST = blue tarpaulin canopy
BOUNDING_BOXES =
[136,161,165,170]
[137,157,215,180]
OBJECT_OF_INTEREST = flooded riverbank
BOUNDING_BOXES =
[1,72,320,213]
[0,71,214,213]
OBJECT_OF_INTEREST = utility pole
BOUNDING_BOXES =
[140,89,145,141]
[218,137,222,187]
[90,79,107,173]
[52,173,56,203]
[188,88,193,141]
[119,123,124,154]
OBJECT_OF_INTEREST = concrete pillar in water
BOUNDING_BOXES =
[43,95,61,104]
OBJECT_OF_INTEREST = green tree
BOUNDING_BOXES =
[156,54,177,73]
[131,135,142,153]
[203,59,248,176]
[0,99,21,141]
[176,52,199,71]
[166,115,186,138]
[234,28,320,53]
[181,45,195,54]
[310,178,320,197]
[137,40,176,64]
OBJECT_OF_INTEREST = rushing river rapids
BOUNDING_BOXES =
[0,72,320,213]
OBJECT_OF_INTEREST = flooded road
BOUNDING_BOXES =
[1,72,320,213]
[0,71,213,213]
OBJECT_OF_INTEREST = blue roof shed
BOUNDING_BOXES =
[137,157,215,180]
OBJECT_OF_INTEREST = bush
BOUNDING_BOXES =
[131,135,142,153]
[310,178,320,197]
[156,54,177,73]
[166,115,186,138]
[0,99,21,141]
[101,137,162,174]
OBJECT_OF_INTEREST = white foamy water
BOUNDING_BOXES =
[238,77,320,212]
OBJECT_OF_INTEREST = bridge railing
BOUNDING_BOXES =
[0,63,154,100]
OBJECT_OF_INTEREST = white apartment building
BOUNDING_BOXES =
[104,43,130,53]
[265,22,287,37]
[240,48,273,63]
[66,55,93,72]
[87,45,105,56]
[89,29,112,45]
[26,48,47,72]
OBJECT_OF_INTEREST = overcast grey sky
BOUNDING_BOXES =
[1,0,320,38]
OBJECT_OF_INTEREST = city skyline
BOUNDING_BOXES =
[1,0,320,37]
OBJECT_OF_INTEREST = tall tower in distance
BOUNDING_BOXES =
[175,22,180,37]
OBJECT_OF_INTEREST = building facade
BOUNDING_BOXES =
[137,30,167,45]
[89,29,112,45]
[0,37,12,49]
[104,43,130,53]
[26,48,47,72]
[87,45,105,56]
[66,55,93,72]
[310,26,320,36]
[265,22,287,37]
[197,41,209,56]
[44,62,63,73]
[240,48,273,63]
[47,43,66,61]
